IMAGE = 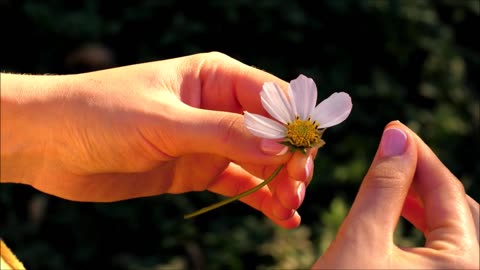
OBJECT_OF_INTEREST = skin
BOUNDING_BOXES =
[2,52,478,268]
[1,52,314,229]
[312,121,479,269]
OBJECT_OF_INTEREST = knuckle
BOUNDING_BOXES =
[452,176,467,194]
[195,51,232,68]
[217,115,243,153]
[364,161,408,191]
[204,51,230,61]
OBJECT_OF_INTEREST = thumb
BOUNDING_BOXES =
[166,105,290,164]
[340,121,417,244]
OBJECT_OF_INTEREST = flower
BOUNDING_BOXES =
[244,74,352,152]
[184,74,352,219]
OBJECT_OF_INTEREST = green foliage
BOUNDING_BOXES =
[259,225,316,270]
[1,0,479,269]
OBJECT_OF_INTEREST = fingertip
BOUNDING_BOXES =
[272,200,296,220]
[379,127,408,157]
[277,180,306,214]
[272,168,305,210]
[259,192,301,228]
[270,211,302,229]
[286,151,310,182]
[305,155,313,182]
[282,180,306,210]
[260,139,289,156]
[385,120,403,129]
[343,122,418,240]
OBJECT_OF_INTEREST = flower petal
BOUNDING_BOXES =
[311,92,352,128]
[289,74,317,120]
[261,82,295,124]
[243,111,286,139]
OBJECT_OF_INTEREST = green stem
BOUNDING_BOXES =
[184,164,285,219]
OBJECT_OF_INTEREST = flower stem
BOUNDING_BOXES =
[184,164,285,219]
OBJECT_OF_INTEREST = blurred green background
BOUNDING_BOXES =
[1,0,479,269]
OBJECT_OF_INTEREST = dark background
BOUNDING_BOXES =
[1,0,479,269]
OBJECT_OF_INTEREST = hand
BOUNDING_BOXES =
[312,121,479,269]
[1,52,315,228]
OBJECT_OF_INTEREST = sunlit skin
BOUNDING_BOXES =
[184,115,327,218]
[1,52,315,229]
[312,121,479,269]
[1,52,478,269]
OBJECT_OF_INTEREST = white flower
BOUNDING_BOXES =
[244,74,352,150]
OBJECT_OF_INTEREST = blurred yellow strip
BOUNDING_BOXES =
[1,239,26,270]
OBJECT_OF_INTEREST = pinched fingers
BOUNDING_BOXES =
[270,149,315,210]
[286,149,315,184]
[402,185,479,243]
[339,123,417,245]
[411,131,478,250]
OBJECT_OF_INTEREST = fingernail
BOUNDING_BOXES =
[260,139,288,156]
[305,156,313,181]
[380,128,407,157]
[273,205,295,219]
[297,182,306,206]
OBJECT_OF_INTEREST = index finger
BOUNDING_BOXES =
[412,132,477,250]
[194,52,289,115]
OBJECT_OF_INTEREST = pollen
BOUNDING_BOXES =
[286,117,322,148]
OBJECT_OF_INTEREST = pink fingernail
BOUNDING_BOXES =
[380,128,407,157]
[305,156,313,181]
[297,182,306,206]
[260,139,288,156]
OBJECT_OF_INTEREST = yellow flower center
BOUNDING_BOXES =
[286,117,322,148]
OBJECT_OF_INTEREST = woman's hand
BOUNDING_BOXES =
[312,121,479,269]
[1,52,316,228]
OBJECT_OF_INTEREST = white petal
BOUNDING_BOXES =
[243,111,286,139]
[261,82,295,124]
[312,92,352,128]
[289,74,317,120]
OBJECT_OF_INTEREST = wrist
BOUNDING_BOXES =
[0,73,73,185]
